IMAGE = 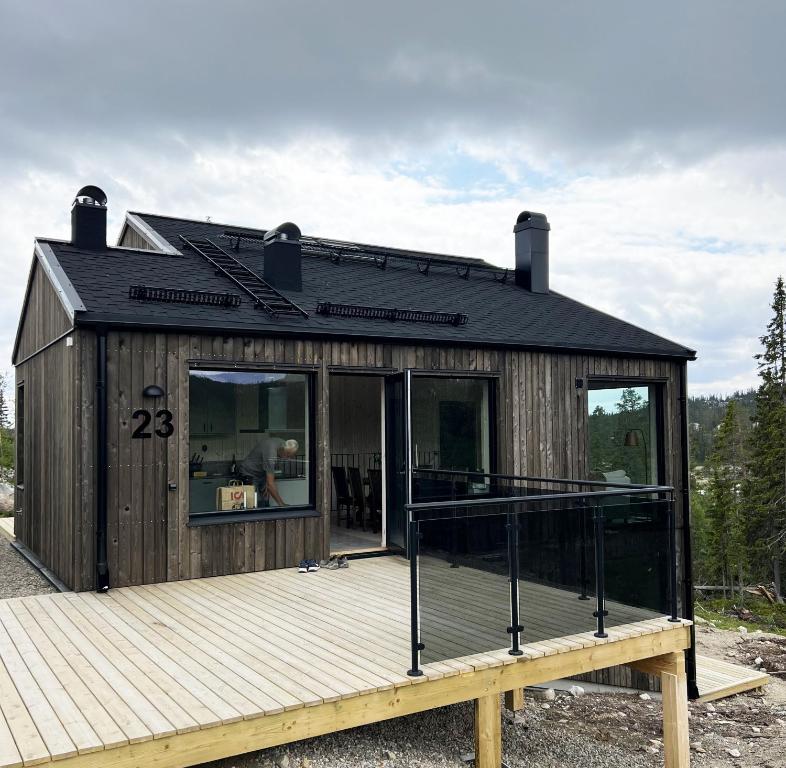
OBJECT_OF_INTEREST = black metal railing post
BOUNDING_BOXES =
[667,492,680,623]
[578,499,590,600]
[592,501,608,638]
[507,510,524,656]
[407,518,424,676]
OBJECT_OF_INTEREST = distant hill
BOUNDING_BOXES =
[688,389,756,466]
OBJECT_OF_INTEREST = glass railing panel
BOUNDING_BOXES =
[516,499,598,643]
[601,493,672,629]
[416,508,515,664]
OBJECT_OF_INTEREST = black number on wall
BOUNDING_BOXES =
[155,409,174,438]
[131,409,152,439]
[132,409,175,439]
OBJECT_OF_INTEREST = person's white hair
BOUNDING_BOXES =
[282,438,299,454]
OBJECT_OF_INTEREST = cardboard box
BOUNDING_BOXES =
[216,483,257,511]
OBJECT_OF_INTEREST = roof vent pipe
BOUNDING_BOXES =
[514,211,549,293]
[71,185,108,250]
[263,222,302,291]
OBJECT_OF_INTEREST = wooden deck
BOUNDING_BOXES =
[0,556,692,768]
[0,518,13,540]
[695,654,770,702]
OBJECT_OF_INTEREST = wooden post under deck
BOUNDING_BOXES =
[629,652,690,768]
[504,687,524,712]
[474,693,502,768]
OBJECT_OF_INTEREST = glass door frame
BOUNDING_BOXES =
[385,369,500,553]
[384,369,411,553]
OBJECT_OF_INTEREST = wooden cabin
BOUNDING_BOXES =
[6,186,701,768]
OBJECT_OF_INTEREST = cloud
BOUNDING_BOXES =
[0,136,781,396]
[1,1,785,397]
[3,1,786,166]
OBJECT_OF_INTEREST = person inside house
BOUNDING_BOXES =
[240,437,299,507]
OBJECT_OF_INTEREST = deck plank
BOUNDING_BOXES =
[159,581,395,695]
[64,593,236,728]
[0,606,78,761]
[0,655,49,766]
[128,585,326,708]
[8,600,128,750]
[0,602,103,755]
[695,654,770,702]
[94,591,260,720]
[18,598,152,745]
[33,595,179,739]
[0,710,22,768]
[0,556,693,768]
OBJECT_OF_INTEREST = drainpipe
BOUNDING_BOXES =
[679,361,698,698]
[95,329,110,592]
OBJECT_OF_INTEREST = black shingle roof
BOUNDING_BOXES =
[41,212,696,359]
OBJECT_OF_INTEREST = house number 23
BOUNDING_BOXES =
[131,409,174,439]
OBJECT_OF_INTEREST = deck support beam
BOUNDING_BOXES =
[628,652,690,768]
[503,688,524,712]
[474,693,502,768]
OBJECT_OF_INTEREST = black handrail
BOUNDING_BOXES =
[412,466,668,491]
[407,518,423,677]
[406,480,680,672]
[507,512,524,656]
[592,501,608,638]
[406,485,673,520]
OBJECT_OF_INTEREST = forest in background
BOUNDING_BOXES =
[690,277,786,600]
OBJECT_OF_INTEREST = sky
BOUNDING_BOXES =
[1,1,785,395]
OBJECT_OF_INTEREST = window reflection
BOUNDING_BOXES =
[588,384,659,485]
[411,377,492,501]
[188,370,311,516]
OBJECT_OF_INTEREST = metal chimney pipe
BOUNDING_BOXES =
[514,211,550,293]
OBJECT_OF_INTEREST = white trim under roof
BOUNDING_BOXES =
[120,213,181,255]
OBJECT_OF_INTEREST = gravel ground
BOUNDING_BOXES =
[1,543,785,767]
[0,529,55,599]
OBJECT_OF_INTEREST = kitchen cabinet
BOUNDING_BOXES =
[190,377,236,435]
[189,477,227,514]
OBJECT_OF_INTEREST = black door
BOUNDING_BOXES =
[384,371,410,550]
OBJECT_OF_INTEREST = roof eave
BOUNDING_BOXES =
[71,313,697,361]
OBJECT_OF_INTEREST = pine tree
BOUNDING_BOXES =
[745,276,786,599]
[705,401,747,595]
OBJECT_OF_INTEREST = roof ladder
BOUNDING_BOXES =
[179,236,308,318]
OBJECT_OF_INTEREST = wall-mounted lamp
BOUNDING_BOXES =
[143,384,165,398]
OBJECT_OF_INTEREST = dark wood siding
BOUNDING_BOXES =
[13,261,72,363]
[73,333,686,600]
[14,337,82,589]
[20,319,688,690]
[118,226,155,250]
[13,262,83,587]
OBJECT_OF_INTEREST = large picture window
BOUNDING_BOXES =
[188,369,312,518]
[587,382,661,485]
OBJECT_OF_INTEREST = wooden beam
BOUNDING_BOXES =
[662,656,690,768]
[43,625,691,768]
[474,694,501,768]
[628,651,685,677]
[503,688,524,712]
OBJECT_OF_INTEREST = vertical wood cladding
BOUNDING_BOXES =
[21,319,688,691]
[14,340,81,589]
[73,332,685,598]
[14,261,72,362]
[118,226,155,251]
[13,260,81,587]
